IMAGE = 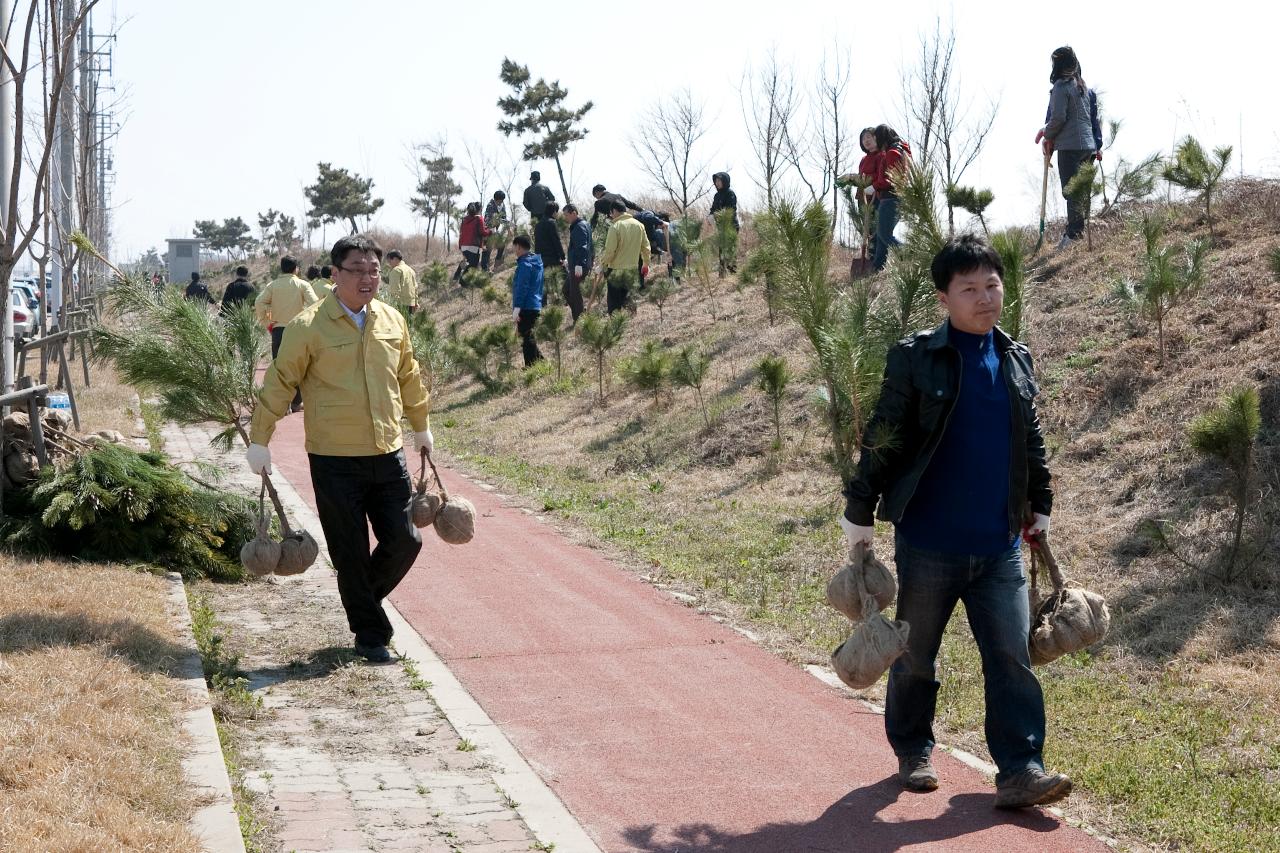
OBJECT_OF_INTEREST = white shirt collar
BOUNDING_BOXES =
[337,297,368,330]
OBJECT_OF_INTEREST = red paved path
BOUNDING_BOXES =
[269,413,1107,853]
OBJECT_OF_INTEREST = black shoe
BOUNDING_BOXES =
[994,768,1072,809]
[354,642,393,664]
[897,755,939,792]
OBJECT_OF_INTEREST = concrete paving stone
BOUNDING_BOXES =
[483,818,535,843]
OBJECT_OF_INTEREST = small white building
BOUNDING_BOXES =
[165,238,206,285]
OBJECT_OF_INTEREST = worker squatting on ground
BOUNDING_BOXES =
[246,234,433,664]
[383,249,419,314]
[255,255,319,413]
[840,234,1073,810]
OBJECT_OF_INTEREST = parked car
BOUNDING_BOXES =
[11,290,31,343]
[11,281,39,330]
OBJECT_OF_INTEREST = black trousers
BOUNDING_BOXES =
[308,450,422,647]
[564,268,585,323]
[481,243,505,272]
[270,326,302,408]
[605,270,629,314]
[517,309,543,366]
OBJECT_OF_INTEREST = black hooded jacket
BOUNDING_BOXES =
[709,172,739,230]
[591,191,641,227]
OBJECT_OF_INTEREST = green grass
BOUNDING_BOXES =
[437,426,1280,852]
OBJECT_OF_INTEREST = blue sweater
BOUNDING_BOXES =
[897,327,1014,556]
[512,252,544,311]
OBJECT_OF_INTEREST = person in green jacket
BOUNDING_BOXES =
[596,199,650,314]
[382,250,419,314]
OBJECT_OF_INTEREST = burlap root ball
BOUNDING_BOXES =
[240,534,281,578]
[831,596,911,690]
[411,489,442,528]
[4,450,38,485]
[43,408,72,432]
[276,530,319,576]
[95,430,126,444]
[3,412,31,442]
[1029,588,1111,665]
[433,496,475,545]
[826,546,896,622]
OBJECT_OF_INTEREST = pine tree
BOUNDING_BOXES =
[410,153,462,251]
[304,162,385,234]
[1188,385,1262,583]
[536,305,569,380]
[756,355,790,449]
[1162,136,1233,241]
[620,339,672,407]
[944,184,995,237]
[670,344,712,428]
[576,312,627,405]
[1063,162,1100,249]
[1116,214,1209,365]
[644,275,678,327]
[497,59,593,204]
[992,229,1034,341]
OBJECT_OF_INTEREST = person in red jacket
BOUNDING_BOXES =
[869,124,911,271]
[854,126,880,260]
[455,202,491,284]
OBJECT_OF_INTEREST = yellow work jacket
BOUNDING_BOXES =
[310,277,334,299]
[249,294,430,456]
[599,214,651,272]
[255,274,319,327]
[382,262,419,307]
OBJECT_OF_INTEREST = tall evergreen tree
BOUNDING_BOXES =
[304,163,385,234]
[496,58,593,204]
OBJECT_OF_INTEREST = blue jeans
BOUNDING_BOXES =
[872,196,900,270]
[885,534,1046,783]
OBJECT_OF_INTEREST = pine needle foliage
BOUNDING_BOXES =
[1116,214,1209,365]
[1268,246,1280,283]
[620,339,672,407]
[407,310,456,392]
[1162,135,1233,240]
[756,355,791,448]
[91,275,268,451]
[1063,162,1101,249]
[484,323,520,373]
[670,344,712,427]
[1188,386,1262,583]
[0,444,255,580]
[945,184,995,237]
[1100,152,1162,217]
[536,305,569,380]
[576,311,628,404]
[644,275,678,327]
[992,229,1035,341]
[712,208,739,277]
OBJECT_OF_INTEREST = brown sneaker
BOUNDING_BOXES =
[994,768,1072,809]
[897,755,939,792]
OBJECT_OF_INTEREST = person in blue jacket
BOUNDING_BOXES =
[563,204,592,324]
[510,234,545,367]
[1034,45,1103,249]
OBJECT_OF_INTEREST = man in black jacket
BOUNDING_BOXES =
[590,183,641,228]
[522,171,556,225]
[221,266,256,315]
[840,234,1070,810]
[184,271,215,304]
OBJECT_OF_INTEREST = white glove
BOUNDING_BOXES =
[839,515,874,551]
[1025,513,1051,538]
[246,443,272,475]
[573,265,583,277]
[415,428,434,454]
[513,307,521,322]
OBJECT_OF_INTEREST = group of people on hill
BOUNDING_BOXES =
[225,43,1103,816]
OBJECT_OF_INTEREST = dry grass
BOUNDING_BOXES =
[0,556,200,852]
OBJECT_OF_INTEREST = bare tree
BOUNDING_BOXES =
[629,88,712,215]
[899,17,1000,234]
[457,136,496,206]
[0,0,100,389]
[813,45,852,231]
[740,50,802,208]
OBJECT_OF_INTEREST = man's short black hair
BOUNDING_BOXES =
[494,190,506,200]
[330,234,384,267]
[320,265,332,277]
[305,265,321,280]
[235,265,249,277]
[930,234,1004,291]
[544,201,560,217]
[609,199,627,214]
[530,171,540,181]
[512,234,532,250]
[563,203,578,215]
[190,271,200,281]
[280,255,298,274]
[657,211,671,222]
[592,184,606,195]
[386,249,403,260]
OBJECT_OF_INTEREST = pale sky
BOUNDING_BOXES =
[102,0,1278,261]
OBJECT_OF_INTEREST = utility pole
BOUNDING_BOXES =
[1,0,13,393]
[51,0,77,328]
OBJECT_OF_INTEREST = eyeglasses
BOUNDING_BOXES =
[338,265,381,279]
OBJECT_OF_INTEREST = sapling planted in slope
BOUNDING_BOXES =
[756,355,790,449]
[620,339,672,407]
[535,305,569,380]
[1162,135,1233,241]
[670,344,712,428]
[576,312,628,404]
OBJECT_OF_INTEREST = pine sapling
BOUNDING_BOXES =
[644,275,678,327]
[536,304,569,380]
[576,312,628,404]
[992,230,1034,341]
[944,184,995,237]
[620,339,672,407]
[1120,214,1209,365]
[1162,135,1233,241]
[1063,163,1101,250]
[1188,385,1262,582]
[670,344,712,427]
[756,354,790,449]
[1268,246,1280,283]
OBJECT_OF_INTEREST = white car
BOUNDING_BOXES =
[11,281,39,330]
[11,290,32,343]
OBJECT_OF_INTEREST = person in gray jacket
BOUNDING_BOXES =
[1034,46,1100,249]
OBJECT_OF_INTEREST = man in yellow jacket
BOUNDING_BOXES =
[382,249,419,314]
[596,199,650,314]
[246,234,433,664]
[256,256,320,412]
[311,264,335,299]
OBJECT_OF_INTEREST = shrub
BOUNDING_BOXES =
[620,339,672,407]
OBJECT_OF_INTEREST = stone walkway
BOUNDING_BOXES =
[163,422,541,853]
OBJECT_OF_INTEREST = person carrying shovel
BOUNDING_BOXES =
[839,234,1071,809]
[1034,45,1103,251]
[246,234,433,664]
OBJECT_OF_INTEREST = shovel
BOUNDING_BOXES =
[849,192,874,279]
[1033,151,1051,254]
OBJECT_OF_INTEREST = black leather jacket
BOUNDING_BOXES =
[843,320,1053,537]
